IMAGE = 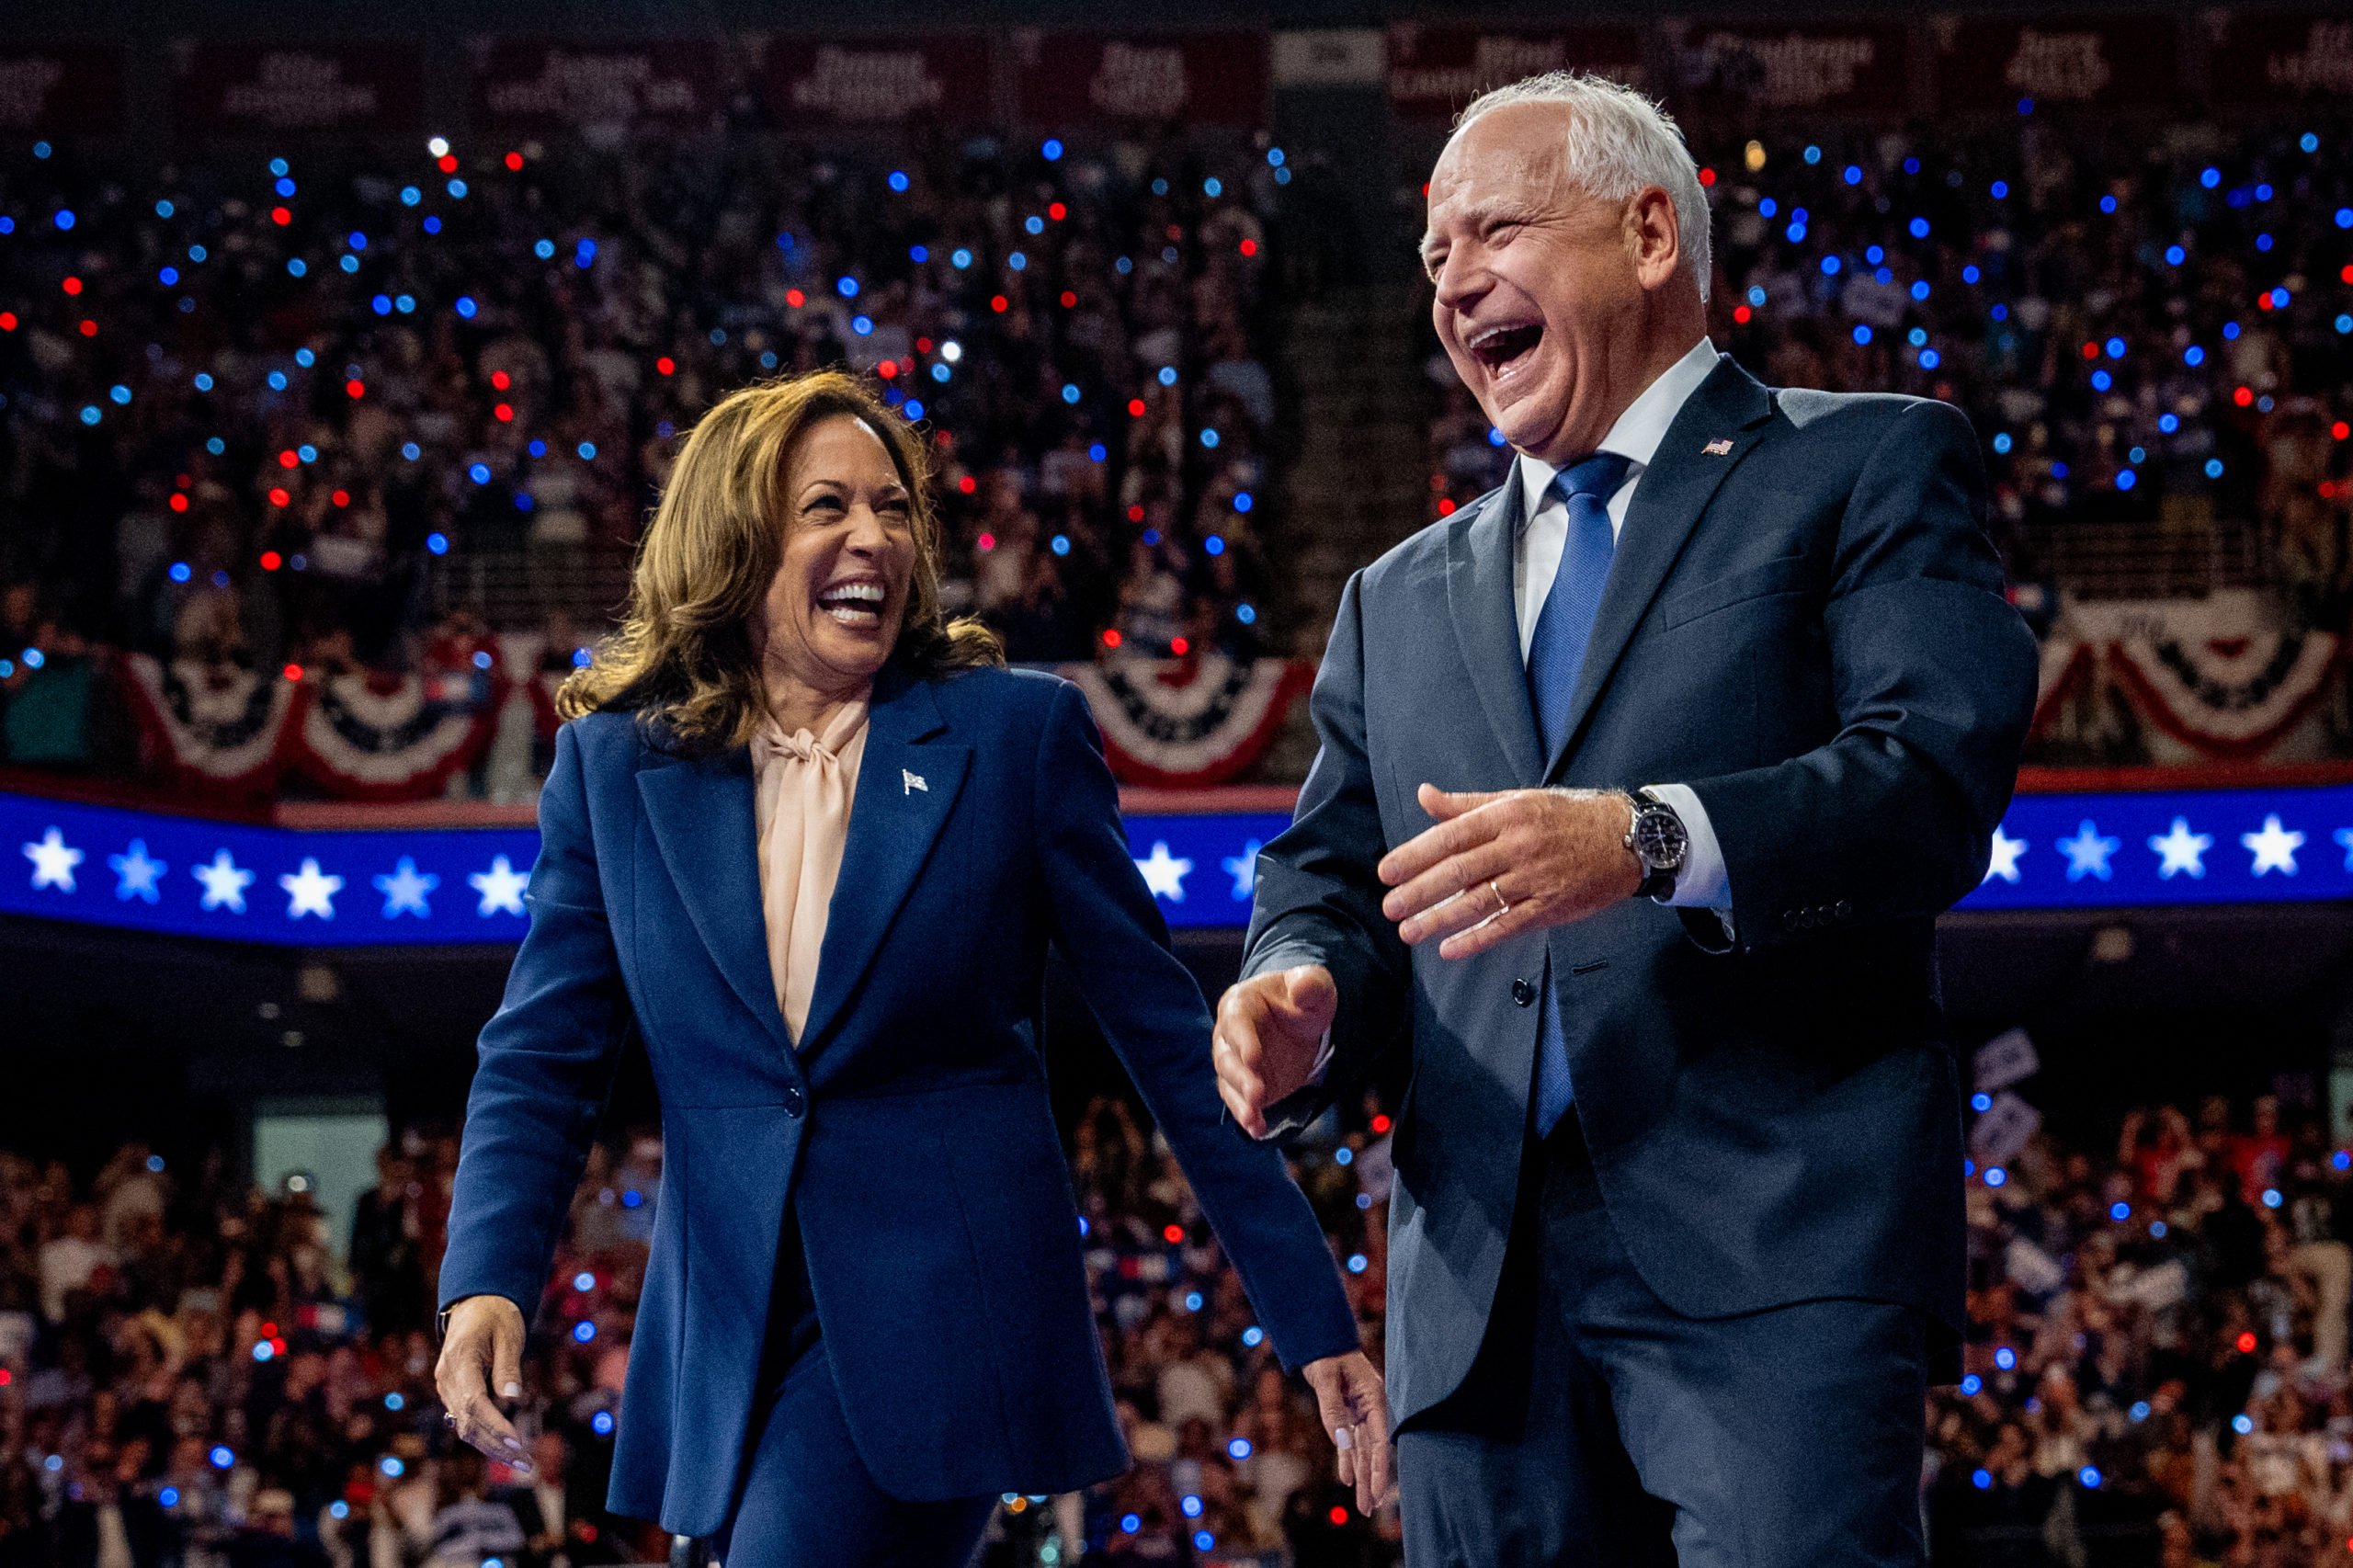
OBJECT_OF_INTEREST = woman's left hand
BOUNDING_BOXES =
[1302,1350,1394,1516]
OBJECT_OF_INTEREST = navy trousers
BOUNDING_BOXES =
[717,1217,995,1568]
[1398,1120,1930,1568]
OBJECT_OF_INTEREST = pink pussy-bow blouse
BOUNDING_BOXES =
[749,697,871,1044]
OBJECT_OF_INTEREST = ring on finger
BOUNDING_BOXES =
[1488,880,1509,915]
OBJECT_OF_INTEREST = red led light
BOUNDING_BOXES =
[786,288,805,308]
[990,295,1008,313]
[494,403,514,422]
[1329,1506,1348,1526]
[655,357,675,376]
[1370,1114,1392,1133]
[976,531,996,551]
[2334,422,2348,440]
[78,319,96,336]
[1170,637,1189,656]
[505,151,524,171]
[1128,398,1147,416]
[437,153,459,175]
[1239,238,1257,256]
[1049,201,1066,221]
[0,312,16,331]
[491,369,510,390]
[1163,1223,1185,1244]
[61,276,81,295]
[1102,629,1122,648]
[915,336,933,353]
[1127,504,1145,522]
[331,489,350,507]
[958,474,977,494]
[260,551,282,571]
[346,379,366,398]
[1060,290,1077,308]
[1437,497,1458,516]
[0,1370,11,1387]
[1699,167,1717,187]
[2234,386,2254,407]
[279,450,299,469]
[271,207,291,226]
[877,360,898,379]
[168,493,189,512]
[2238,1331,2259,1353]
[2081,342,2099,360]
[267,487,290,507]
[282,664,304,681]
[1733,304,1753,324]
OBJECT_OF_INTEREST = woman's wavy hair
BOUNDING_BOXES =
[558,369,1002,753]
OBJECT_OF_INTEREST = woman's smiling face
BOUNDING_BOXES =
[758,413,918,699]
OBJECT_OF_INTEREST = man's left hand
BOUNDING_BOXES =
[1379,784,1640,959]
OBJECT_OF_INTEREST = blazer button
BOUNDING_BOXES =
[782,1085,806,1119]
[1782,910,1800,930]
[1835,900,1852,920]
[1512,977,1536,1007]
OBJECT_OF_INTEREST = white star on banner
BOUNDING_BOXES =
[2057,820,2120,882]
[1135,841,1194,903]
[1222,839,1261,902]
[22,827,83,892]
[108,839,167,903]
[193,849,256,913]
[372,857,439,918]
[279,858,345,919]
[468,855,529,917]
[2335,827,2353,872]
[1983,824,2027,884]
[2147,817,2212,881]
[2242,814,2305,877]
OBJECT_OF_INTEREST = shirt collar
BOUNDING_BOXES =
[1516,335,1719,527]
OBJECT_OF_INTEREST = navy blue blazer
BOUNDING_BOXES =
[1244,355,2039,1429]
[438,662,1358,1535]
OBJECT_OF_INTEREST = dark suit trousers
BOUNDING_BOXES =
[1398,1121,1929,1568]
[717,1214,996,1568]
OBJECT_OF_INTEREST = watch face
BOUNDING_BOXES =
[1634,808,1688,870]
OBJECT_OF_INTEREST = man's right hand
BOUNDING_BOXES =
[1213,964,1338,1140]
[434,1294,534,1474]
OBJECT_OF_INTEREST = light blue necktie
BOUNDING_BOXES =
[1527,451,1630,1137]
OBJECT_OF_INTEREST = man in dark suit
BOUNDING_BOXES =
[1214,73,2038,1566]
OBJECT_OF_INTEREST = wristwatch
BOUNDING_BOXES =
[1623,788,1688,903]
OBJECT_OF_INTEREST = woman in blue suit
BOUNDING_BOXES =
[433,370,1389,1564]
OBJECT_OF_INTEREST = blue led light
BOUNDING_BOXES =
[1009,251,1027,271]
[426,532,449,555]
[888,171,909,193]
[1746,285,1767,307]
[1061,382,1081,404]
[455,295,477,319]
[1971,1092,1992,1112]
[1802,144,1821,164]
[210,1447,234,1471]
[54,209,74,231]
[1852,324,1871,346]
[1050,534,1070,557]
[1960,1374,1983,1396]
[2090,370,2112,392]
[574,1319,597,1342]
[2165,244,2185,266]
[1994,1346,2016,1369]
[592,1410,615,1436]
[1041,139,1063,161]
[2078,1467,2100,1489]
[910,244,928,263]
[1347,1254,1368,1274]
[1919,349,1941,370]
[2158,414,2178,433]
[1158,366,1178,387]
[2115,468,2135,490]
[2184,346,2204,366]
[2205,459,2225,479]
[837,275,859,299]
[2234,1414,2255,1435]
[79,405,100,426]
[2098,194,2116,214]
[1233,491,1253,513]
[1984,1166,2006,1187]
[402,441,422,460]
[852,314,872,335]
[1908,217,1929,239]
[1026,215,1044,235]
[1972,1469,1993,1491]
[951,247,972,269]
[1120,1514,1142,1534]
[1821,256,1840,276]
[468,463,492,484]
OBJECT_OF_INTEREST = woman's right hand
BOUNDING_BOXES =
[434,1294,534,1473]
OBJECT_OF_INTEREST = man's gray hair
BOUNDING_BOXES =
[1452,72,1713,303]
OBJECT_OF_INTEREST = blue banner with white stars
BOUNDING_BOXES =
[6,784,2351,948]
[1958,782,2353,910]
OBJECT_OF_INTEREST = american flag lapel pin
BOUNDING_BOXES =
[1702,437,1734,456]
[903,768,928,794]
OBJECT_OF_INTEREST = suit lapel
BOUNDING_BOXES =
[1544,356,1776,781]
[636,744,791,1051]
[796,666,970,1055]
[1446,464,1545,785]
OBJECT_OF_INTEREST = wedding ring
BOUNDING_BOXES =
[1489,880,1509,916]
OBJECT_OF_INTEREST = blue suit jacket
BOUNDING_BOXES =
[1244,355,2040,1429]
[439,662,1358,1534]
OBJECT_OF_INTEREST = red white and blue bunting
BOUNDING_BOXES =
[2030,592,2347,763]
[119,653,297,799]
[290,670,504,801]
[1054,655,1310,788]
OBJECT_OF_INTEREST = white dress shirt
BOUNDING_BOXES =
[1513,335,1733,917]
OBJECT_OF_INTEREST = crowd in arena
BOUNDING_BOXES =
[0,127,1290,775]
[3,1086,2353,1565]
[1417,110,2353,646]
